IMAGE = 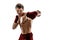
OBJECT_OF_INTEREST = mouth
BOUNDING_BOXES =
[18,13,23,16]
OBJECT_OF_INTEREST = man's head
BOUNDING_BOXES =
[15,3,24,15]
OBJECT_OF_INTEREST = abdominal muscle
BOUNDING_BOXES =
[21,26,31,34]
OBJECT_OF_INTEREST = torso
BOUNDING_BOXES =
[18,13,32,34]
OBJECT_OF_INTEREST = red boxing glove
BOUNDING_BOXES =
[14,15,18,23]
[26,11,37,20]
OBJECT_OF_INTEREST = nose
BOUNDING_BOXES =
[18,8,22,13]
[19,10,20,13]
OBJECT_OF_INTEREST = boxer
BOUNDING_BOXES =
[12,3,41,40]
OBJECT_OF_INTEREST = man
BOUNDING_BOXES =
[12,3,41,40]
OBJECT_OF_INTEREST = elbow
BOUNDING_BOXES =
[12,24,16,30]
[12,27,15,30]
[12,23,18,30]
[12,26,16,30]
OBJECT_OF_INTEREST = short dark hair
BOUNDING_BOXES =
[15,3,24,9]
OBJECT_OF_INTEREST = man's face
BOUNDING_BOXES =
[16,8,24,15]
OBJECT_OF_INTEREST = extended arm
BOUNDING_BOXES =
[26,10,41,20]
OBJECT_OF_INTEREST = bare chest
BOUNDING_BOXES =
[19,16,31,28]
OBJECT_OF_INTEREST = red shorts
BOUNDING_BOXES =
[18,33,33,40]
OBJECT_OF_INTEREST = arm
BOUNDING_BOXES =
[36,10,41,17]
[12,15,19,29]
[12,23,18,29]
[26,10,41,20]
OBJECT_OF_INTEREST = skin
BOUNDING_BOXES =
[12,8,41,34]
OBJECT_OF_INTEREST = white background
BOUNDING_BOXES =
[0,0,60,40]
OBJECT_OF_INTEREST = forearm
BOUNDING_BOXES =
[12,23,18,29]
[12,15,19,29]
